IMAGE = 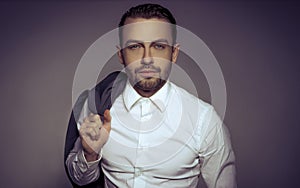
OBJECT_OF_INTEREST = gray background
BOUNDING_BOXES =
[0,0,299,187]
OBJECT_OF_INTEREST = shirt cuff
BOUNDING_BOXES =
[78,149,102,169]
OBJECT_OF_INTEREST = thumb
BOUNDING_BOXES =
[103,109,111,123]
[102,109,111,132]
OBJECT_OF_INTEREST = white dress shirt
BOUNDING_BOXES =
[66,80,236,188]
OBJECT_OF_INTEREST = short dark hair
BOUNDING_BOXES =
[118,3,177,46]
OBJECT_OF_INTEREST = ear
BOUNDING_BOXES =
[171,43,180,63]
[116,45,124,65]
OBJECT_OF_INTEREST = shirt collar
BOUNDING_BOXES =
[123,80,142,111]
[122,80,171,112]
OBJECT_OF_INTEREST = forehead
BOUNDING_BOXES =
[121,18,173,45]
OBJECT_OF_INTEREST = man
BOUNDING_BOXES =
[65,3,236,188]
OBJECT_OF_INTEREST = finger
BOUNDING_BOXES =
[84,122,101,133]
[83,127,99,140]
[83,122,100,129]
[80,122,96,129]
[80,121,102,141]
[87,114,101,123]
[87,128,97,140]
[83,116,90,123]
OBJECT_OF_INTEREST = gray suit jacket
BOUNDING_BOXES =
[64,71,127,188]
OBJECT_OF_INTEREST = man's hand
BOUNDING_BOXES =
[79,109,111,162]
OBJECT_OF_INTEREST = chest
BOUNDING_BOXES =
[101,103,201,178]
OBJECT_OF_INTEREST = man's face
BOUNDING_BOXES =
[118,18,179,93]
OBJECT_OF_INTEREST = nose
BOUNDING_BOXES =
[141,46,153,65]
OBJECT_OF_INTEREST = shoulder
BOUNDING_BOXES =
[169,83,223,145]
[170,82,212,112]
[170,82,223,128]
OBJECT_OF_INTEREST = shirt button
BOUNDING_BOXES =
[134,168,142,177]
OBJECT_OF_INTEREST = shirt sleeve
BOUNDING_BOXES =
[65,99,102,186]
[65,137,102,186]
[199,107,237,188]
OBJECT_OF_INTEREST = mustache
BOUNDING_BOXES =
[134,65,161,73]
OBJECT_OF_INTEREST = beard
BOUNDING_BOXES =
[125,63,171,92]
[135,77,165,92]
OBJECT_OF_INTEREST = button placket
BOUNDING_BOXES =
[133,167,146,188]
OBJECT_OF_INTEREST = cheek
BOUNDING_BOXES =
[122,49,144,63]
[156,50,174,61]
[122,55,139,67]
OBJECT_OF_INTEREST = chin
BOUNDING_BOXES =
[136,78,164,91]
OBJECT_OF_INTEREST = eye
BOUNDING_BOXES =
[127,44,141,50]
[154,43,166,50]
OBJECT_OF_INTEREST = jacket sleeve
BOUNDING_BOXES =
[64,71,126,187]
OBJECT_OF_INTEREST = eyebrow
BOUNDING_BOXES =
[124,39,170,46]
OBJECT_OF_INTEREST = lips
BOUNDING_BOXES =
[137,69,159,78]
